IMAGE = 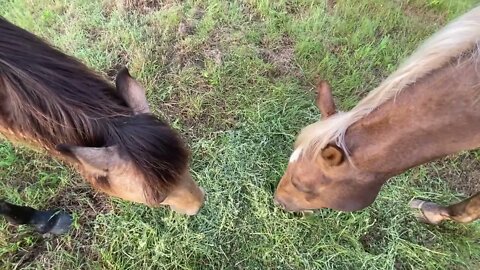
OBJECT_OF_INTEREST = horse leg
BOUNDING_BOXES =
[0,200,72,234]
[409,192,480,225]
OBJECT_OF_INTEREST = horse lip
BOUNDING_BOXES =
[274,200,316,214]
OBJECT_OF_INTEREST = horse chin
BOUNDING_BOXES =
[275,202,318,215]
[298,209,315,216]
[286,209,317,217]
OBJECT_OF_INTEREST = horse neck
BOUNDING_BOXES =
[346,54,480,178]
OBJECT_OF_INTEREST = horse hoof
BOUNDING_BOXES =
[409,199,448,225]
[409,199,427,209]
[32,210,72,235]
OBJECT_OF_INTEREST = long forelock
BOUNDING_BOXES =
[296,5,480,156]
[109,114,189,204]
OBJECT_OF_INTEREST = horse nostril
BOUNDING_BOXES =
[274,197,285,208]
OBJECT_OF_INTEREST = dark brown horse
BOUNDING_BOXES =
[0,17,204,233]
[275,6,480,225]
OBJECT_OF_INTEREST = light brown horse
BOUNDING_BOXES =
[0,17,204,217]
[275,6,480,225]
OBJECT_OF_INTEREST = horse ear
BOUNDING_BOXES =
[320,144,344,166]
[56,144,123,172]
[315,81,337,119]
[115,67,150,114]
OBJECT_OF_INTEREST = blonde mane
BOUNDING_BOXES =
[295,5,480,158]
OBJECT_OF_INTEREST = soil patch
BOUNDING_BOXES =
[117,0,164,14]
[326,0,337,14]
[46,184,113,225]
[3,183,112,268]
[359,222,388,255]
[106,51,130,80]
[258,35,301,78]
[402,2,446,25]
[426,153,480,196]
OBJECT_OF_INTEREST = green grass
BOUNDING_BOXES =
[1,0,480,269]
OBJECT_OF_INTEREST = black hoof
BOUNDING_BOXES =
[31,210,72,235]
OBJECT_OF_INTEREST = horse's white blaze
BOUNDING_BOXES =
[289,147,303,163]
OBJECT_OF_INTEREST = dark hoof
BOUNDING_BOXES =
[31,210,72,235]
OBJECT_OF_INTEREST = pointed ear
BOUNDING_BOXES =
[115,67,150,114]
[56,144,123,172]
[320,144,344,166]
[315,80,337,119]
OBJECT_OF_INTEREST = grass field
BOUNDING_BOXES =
[1,0,480,269]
